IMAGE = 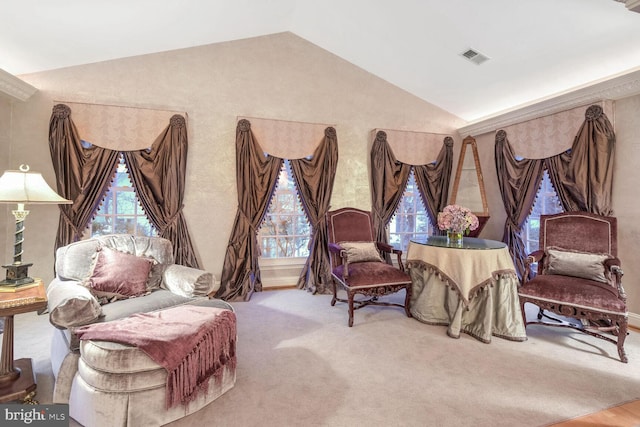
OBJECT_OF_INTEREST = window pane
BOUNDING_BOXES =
[89,155,156,238]
[136,216,155,236]
[521,170,564,271]
[116,191,136,215]
[115,167,131,187]
[91,216,112,236]
[259,160,310,258]
[260,237,275,258]
[115,217,136,234]
[100,191,113,214]
[389,171,432,253]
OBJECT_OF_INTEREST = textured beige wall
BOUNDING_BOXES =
[9,32,464,285]
[611,94,640,317]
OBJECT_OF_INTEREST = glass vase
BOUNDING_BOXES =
[446,230,464,246]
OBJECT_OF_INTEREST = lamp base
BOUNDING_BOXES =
[0,263,33,286]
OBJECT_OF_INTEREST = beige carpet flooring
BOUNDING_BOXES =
[12,289,640,427]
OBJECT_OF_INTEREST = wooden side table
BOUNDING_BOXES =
[0,278,47,403]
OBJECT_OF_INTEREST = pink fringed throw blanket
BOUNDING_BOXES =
[74,305,237,408]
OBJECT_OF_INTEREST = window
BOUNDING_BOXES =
[389,171,433,252]
[258,160,311,258]
[90,154,156,237]
[521,169,563,256]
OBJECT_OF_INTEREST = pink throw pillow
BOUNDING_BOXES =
[84,246,153,301]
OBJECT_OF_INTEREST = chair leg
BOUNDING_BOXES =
[618,319,629,363]
[331,281,337,307]
[348,291,355,327]
[404,285,412,318]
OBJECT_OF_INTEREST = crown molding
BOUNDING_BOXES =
[615,0,640,13]
[0,68,37,102]
[458,69,640,137]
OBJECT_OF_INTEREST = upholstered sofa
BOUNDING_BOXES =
[46,234,236,426]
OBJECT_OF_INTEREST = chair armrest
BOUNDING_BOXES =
[605,259,626,302]
[328,243,351,277]
[604,257,621,269]
[328,243,344,254]
[375,242,393,253]
[162,264,216,298]
[522,250,544,286]
[376,242,405,272]
[47,278,103,330]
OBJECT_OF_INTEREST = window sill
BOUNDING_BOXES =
[258,257,307,288]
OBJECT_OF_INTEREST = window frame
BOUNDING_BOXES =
[388,170,433,254]
[87,154,157,238]
[257,159,311,260]
[521,169,564,257]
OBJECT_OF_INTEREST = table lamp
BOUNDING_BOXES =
[0,164,72,286]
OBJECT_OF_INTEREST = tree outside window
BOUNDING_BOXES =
[258,160,310,258]
[90,154,156,237]
[521,169,563,260]
[389,171,432,252]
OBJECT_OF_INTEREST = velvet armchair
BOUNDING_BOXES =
[518,212,628,362]
[326,207,412,327]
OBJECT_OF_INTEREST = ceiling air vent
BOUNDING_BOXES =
[461,48,490,65]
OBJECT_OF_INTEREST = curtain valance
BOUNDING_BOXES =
[374,128,450,165]
[48,104,200,268]
[238,116,334,159]
[500,100,613,159]
[370,130,453,250]
[60,101,185,151]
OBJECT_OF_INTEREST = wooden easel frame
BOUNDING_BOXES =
[450,136,489,236]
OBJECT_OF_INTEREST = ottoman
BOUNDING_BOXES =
[69,304,237,427]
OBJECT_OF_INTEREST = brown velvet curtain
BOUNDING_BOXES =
[495,104,616,277]
[48,104,120,249]
[290,127,339,295]
[544,151,579,213]
[370,131,453,246]
[370,131,412,245]
[217,119,283,301]
[49,105,199,268]
[547,104,616,215]
[495,130,545,278]
[124,115,200,268]
[413,136,454,228]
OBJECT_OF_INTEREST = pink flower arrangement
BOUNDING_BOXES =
[437,204,479,235]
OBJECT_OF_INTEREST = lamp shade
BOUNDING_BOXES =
[0,164,71,204]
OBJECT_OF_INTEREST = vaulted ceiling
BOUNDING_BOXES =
[2,0,640,123]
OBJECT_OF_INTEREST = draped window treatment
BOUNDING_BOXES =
[48,104,201,268]
[494,131,545,277]
[413,137,455,227]
[217,119,338,301]
[370,130,453,246]
[549,105,616,215]
[290,127,338,295]
[495,104,616,278]
[124,115,200,267]
[49,104,120,250]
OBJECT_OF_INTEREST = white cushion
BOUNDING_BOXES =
[339,241,383,263]
[544,246,613,283]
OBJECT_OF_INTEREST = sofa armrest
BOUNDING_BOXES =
[47,278,103,329]
[162,264,216,298]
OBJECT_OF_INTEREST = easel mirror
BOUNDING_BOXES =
[449,136,489,236]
